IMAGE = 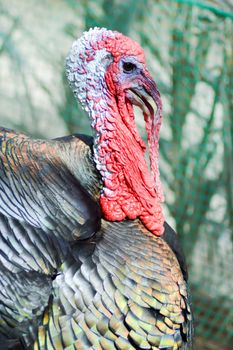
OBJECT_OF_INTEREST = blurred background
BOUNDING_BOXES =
[0,0,232,349]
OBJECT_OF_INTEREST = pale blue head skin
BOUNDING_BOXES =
[66,28,114,112]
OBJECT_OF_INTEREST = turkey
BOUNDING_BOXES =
[0,28,193,349]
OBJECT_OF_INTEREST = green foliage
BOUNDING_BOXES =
[59,70,91,134]
[168,12,223,249]
[222,23,233,240]
[65,0,147,34]
[0,7,37,133]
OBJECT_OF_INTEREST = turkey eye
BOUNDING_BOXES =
[123,62,136,73]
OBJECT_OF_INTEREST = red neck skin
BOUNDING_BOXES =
[93,82,164,236]
[66,29,164,235]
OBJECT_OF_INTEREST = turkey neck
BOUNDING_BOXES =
[86,80,164,236]
[66,32,164,236]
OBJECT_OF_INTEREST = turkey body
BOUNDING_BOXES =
[0,129,192,350]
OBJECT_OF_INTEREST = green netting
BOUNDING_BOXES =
[0,1,233,349]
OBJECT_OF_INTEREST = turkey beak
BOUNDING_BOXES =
[143,75,162,121]
[127,74,162,124]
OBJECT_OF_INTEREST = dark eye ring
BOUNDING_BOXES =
[123,62,136,73]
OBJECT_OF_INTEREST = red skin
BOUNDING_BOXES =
[87,32,164,236]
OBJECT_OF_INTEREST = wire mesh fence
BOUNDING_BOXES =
[140,2,233,348]
[0,0,233,349]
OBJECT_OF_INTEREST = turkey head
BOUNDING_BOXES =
[66,27,164,236]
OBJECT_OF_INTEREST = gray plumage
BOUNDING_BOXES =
[0,27,193,349]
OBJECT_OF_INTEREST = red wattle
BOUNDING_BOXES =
[98,88,164,236]
[79,30,165,236]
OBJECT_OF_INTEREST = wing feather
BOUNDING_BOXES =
[0,128,101,275]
